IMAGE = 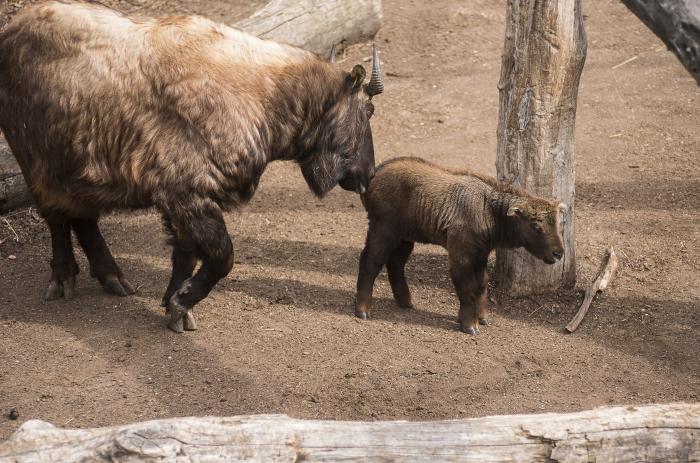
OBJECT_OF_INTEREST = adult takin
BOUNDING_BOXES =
[355,157,566,334]
[0,1,384,332]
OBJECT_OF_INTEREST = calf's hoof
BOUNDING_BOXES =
[354,311,370,320]
[478,318,491,326]
[103,275,136,297]
[460,325,480,335]
[397,301,414,310]
[45,276,76,301]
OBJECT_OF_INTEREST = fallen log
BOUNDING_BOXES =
[1,404,698,462]
[621,0,700,85]
[565,246,619,333]
[0,0,382,214]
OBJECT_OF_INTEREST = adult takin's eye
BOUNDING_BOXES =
[366,102,375,118]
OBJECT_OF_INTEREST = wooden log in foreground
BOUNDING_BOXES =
[0,404,698,462]
[0,0,382,214]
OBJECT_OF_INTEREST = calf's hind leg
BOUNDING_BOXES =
[355,224,396,319]
[386,240,415,309]
[71,217,135,297]
[44,212,79,301]
[163,199,233,333]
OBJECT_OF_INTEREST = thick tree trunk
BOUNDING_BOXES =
[0,138,32,214]
[0,0,382,214]
[495,0,587,295]
[622,0,700,85]
[1,404,697,462]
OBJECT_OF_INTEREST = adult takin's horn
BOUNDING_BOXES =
[329,43,337,63]
[365,44,384,97]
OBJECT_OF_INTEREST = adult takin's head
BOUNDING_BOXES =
[506,197,566,264]
[298,44,383,197]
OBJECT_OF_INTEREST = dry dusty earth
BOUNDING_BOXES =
[0,0,698,440]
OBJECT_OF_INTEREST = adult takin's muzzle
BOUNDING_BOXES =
[339,166,374,194]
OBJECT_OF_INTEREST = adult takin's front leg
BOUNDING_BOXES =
[162,199,233,333]
[386,240,415,309]
[44,212,80,301]
[355,224,396,320]
[71,217,135,297]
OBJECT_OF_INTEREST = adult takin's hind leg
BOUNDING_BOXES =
[162,198,233,333]
[44,212,80,301]
[71,217,135,297]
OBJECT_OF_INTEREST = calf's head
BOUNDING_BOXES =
[299,45,383,196]
[507,199,566,264]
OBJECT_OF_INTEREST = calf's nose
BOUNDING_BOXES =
[552,250,563,260]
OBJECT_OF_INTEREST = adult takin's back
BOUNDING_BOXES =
[355,157,566,334]
[0,1,384,332]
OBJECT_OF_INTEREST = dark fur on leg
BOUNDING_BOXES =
[71,217,135,297]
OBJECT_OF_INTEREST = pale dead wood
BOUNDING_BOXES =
[565,246,619,333]
[0,0,383,213]
[495,0,587,295]
[235,0,382,57]
[0,404,698,462]
[621,0,700,85]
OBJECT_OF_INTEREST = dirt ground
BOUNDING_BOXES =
[1,0,698,440]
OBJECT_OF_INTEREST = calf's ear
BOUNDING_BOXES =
[347,65,366,90]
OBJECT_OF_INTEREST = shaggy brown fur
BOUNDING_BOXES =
[0,1,379,332]
[356,157,565,334]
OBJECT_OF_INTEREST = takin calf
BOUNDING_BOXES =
[355,157,566,334]
[0,1,384,333]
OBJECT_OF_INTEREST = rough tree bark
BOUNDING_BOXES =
[0,138,31,213]
[0,0,382,214]
[622,0,700,85]
[495,0,587,295]
[0,404,697,462]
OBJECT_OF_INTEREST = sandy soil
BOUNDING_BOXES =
[0,0,698,439]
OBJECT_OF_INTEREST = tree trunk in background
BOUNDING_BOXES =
[621,0,700,85]
[0,139,32,213]
[0,0,382,214]
[495,0,587,295]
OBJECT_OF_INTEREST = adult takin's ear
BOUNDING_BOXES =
[347,65,366,90]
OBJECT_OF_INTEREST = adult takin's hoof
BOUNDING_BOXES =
[354,311,370,320]
[478,318,491,326]
[103,275,136,297]
[461,325,480,335]
[45,276,76,301]
[167,298,189,333]
[397,302,415,310]
[183,311,197,331]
